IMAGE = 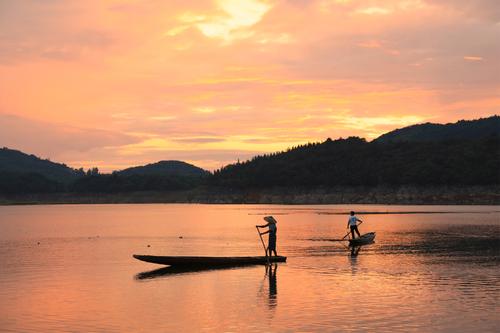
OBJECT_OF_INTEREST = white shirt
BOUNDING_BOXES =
[348,216,358,226]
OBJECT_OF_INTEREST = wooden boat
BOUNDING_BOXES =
[133,254,287,267]
[348,232,376,245]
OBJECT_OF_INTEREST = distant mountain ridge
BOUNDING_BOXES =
[117,160,209,177]
[0,148,209,194]
[211,116,500,188]
[0,147,80,182]
[374,116,500,143]
[0,147,209,180]
[1,115,498,196]
[211,135,499,188]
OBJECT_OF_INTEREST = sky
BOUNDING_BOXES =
[0,0,499,172]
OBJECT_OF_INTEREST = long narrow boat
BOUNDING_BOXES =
[348,232,376,246]
[133,254,287,267]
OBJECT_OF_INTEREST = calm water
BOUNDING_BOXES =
[0,204,498,332]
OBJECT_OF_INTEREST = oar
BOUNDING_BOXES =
[327,232,351,242]
[341,230,351,240]
[332,221,363,241]
[256,226,270,264]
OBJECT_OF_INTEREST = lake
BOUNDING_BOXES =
[0,204,498,332]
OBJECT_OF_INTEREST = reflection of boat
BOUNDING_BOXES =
[133,254,287,267]
[135,265,243,280]
[350,245,361,257]
[348,232,376,246]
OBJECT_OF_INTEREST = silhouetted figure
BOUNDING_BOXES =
[347,211,362,239]
[257,216,278,256]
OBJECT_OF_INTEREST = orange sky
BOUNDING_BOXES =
[0,0,499,171]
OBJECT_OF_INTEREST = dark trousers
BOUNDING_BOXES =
[350,225,361,239]
[268,234,277,256]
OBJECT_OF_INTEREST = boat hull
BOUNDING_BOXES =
[348,232,376,245]
[133,255,287,267]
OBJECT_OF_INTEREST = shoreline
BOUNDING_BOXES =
[1,185,499,206]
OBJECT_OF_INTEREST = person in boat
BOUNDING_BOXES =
[347,211,362,239]
[257,216,278,256]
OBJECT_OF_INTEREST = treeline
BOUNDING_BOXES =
[0,172,64,194]
[70,173,202,193]
[0,172,206,195]
[1,136,498,196]
[210,136,500,188]
[375,116,500,143]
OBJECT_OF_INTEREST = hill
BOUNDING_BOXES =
[374,115,500,143]
[0,147,81,182]
[1,116,499,202]
[117,160,209,177]
[211,135,499,188]
[70,161,209,193]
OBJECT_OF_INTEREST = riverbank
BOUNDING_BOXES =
[1,185,498,205]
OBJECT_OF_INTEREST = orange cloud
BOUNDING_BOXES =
[463,56,483,61]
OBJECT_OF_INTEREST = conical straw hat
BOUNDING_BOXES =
[263,216,277,224]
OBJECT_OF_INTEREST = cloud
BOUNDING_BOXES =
[423,0,500,22]
[0,1,114,64]
[178,0,273,41]
[67,146,261,172]
[463,56,483,61]
[0,114,141,161]
[355,7,393,15]
[172,137,226,143]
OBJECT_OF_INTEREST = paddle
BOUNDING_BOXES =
[256,226,270,264]
[331,221,363,241]
[327,231,351,242]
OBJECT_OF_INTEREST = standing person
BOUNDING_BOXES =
[257,216,278,257]
[347,211,362,239]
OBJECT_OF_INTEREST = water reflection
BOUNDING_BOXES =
[350,245,361,258]
[266,264,278,308]
[135,264,258,280]
[380,225,500,259]
[1,204,498,332]
[135,265,220,280]
[135,262,284,281]
[257,264,279,313]
[348,245,362,274]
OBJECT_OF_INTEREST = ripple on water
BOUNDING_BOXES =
[0,204,498,332]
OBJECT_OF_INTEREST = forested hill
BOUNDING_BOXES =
[0,147,81,182]
[210,116,500,188]
[1,116,499,199]
[0,149,208,194]
[117,160,209,177]
[66,160,210,194]
[374,115,500,143]
[211,136,499,188]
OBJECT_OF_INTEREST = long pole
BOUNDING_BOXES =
[256,227,270,264]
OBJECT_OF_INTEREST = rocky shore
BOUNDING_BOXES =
[1,185,499,205]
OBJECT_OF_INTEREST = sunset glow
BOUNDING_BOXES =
[0,0,498,171]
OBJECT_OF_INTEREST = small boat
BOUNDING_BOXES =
[133,254,287,267]
[348,232,376,245]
